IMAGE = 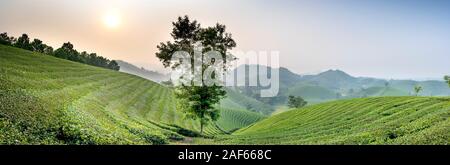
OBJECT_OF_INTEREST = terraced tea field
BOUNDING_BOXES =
[209,97,450,144]
[1,44,449,145]
[214,108,265,133]
[0,45,262,144]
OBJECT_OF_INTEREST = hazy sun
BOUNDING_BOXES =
[103,11,121,28]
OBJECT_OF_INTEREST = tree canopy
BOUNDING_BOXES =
[287,95,308,108]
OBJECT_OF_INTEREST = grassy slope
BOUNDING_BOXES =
[210,97,450,144]
[1,45,263,144]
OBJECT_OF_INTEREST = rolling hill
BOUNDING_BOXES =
[0,45,263,144]
[209,97,450,144]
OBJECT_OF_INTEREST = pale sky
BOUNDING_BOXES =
[1,0,449,79]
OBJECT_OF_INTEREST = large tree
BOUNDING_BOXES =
[155,16,236,134]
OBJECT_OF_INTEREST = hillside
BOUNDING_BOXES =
[0,45,263,144]
[211,97,450,144]
[214,108,265,133]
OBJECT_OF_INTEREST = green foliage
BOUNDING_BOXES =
[175,85,225,134]
[30,39,50,53]
[287,95,308,108]
[54,42,80,62]
[155,16,236,134]
[107,60,120,71]
[212,97,450,144]
[0,89,62,144]
[13,34,33,51]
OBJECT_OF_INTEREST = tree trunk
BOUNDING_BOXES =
[200,121,204,135]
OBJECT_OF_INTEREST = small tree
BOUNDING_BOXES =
[445,76,450,88]
[414,85,422,96]
[287,95,307,108]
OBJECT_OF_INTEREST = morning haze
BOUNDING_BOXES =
[0,0,449,79]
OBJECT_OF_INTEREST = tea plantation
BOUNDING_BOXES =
[0,45,263,144]
[210,97,450,144]
[1,44,449,145]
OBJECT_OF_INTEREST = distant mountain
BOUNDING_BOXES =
[116,60,169,83]
[229,64,450,108]
[301,69,357,90]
